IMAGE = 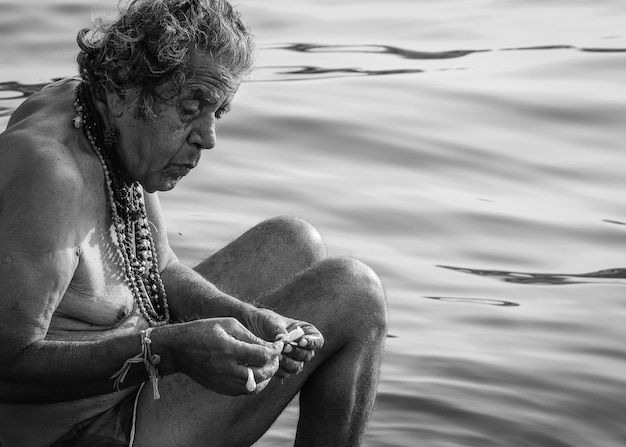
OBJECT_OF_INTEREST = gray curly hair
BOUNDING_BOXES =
[77,0,255,118]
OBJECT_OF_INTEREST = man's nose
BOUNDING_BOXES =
[189,118,216,150]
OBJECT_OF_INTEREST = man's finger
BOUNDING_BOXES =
[226,324,282,366]
[279,354,304,375]
[299,335,324,350]
[228,321,273,346]
[283,346,315,363]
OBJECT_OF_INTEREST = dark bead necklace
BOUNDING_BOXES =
[73,83,170,327]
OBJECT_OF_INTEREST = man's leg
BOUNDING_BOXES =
[133,216,387,446]
[194,215,327,300]
[260,257,388,447]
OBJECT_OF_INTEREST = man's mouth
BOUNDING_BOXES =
[165,164,192,178]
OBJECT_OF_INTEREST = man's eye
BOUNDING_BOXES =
[215,105,231,120]
[182,99,201,115]
[215,108,227,120]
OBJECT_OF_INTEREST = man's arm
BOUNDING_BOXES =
[142,193,323,379]
[143,192,272,326]
[0,137,285,403]
[0,137,167,402]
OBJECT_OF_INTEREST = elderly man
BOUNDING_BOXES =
[0,1,387,446]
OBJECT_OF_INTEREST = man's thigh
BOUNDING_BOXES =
[133,254,381,447]
[193,216,326,301]
[133,371,302,447]
[133,217,328,446]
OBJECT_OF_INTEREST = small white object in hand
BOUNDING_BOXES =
[279,326,306,344]
[245,367,256,392]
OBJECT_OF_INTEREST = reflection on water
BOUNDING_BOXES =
[439,265,626,286]
[256,65,426,82]
[271,42,626,59]
[271,42,483,59]
[603,219,626,226]
[0,81,54,117]
[0,81,46,97]
[424,296,520,307]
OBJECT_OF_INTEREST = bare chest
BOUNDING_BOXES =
[52,221,137,332]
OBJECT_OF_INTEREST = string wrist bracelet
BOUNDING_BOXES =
[110,328,162,400]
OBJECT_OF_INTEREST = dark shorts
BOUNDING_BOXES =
[50,385,142,447]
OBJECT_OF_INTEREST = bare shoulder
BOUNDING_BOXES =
[0,138,85,251]
[0,82,92,251]
[6,77,79,130]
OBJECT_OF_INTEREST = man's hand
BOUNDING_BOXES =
[170,317,283,395]
[240,308,324,380]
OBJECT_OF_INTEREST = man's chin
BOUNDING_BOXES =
[142,177,181,193]
[159,178,182,192]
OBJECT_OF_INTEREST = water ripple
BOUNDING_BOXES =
[603,219,626,226]
[0,80,54,117]
[269,42,626,59]
[424,296,520,307]
[271,42,483,60]
[254,65,427,82]
[0,80,50,97]
[438,265,626,285]
[253,42,625,82]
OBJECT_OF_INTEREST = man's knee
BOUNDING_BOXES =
[255,215,326,264]
[317,257,388,335]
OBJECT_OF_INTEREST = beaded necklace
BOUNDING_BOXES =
[73,83,170,327]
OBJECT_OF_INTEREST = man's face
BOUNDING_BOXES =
[117,50,241,193]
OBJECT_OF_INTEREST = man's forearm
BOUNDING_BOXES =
[0,324,182,404]
[1,261,259,404]
[161,260,257,322]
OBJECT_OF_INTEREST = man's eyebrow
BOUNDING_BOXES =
[192,86,223,103]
